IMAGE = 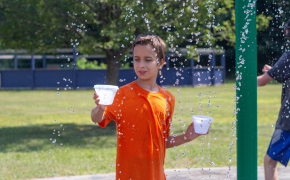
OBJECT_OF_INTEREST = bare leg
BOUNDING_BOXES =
[264,154,278,180]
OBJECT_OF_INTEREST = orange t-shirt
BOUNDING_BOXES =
[98,80,175,180]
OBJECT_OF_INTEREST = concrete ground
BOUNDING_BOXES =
[31,166,289,180]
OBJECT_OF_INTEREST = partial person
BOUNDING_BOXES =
[257,19,290,180]
[92,33,205,180]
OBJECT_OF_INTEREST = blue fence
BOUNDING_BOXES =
[0,49,226,89]
[0,66,224,89]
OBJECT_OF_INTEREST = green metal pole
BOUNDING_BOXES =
[235,0,257,180]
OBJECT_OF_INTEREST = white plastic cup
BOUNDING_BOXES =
[94,85,119,105]
[191,115,213,134]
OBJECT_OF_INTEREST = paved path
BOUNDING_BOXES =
[31,166,289,180]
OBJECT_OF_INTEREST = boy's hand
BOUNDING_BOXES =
[262,64,271,73]
[185,122,209,141]
[93,92,106,111]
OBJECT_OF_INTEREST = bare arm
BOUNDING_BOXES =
[257,73,273,87]
[91,106,105,124]
[91,92,106,124]
[166,134,192,148]
[166,123,202,148]
[257,64,273,87]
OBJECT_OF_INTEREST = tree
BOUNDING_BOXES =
[256,1,290,70]
[0,0,270,85]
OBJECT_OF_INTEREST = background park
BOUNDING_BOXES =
[0,0,289,180]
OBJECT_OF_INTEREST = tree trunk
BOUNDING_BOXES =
[104,49,121,86]
[104,47,129,85]
[103,49,122,127]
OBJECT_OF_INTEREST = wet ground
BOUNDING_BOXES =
[31,166,289,180]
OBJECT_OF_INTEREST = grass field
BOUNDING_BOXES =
[0,82,283,179]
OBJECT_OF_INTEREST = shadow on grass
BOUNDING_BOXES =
[0,122,273,154]
[0,123,117,153]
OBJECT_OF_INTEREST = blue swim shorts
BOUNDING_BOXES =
[267,129,290,167]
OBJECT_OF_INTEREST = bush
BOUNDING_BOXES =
[120,62,131,69]
[77,57,132,69]
[76,58,107,69]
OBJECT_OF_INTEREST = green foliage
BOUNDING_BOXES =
[0,59,14,69]
[76,58,130,69]
[255,1,290,71]
[120,62,131,69]
[0,0,271,83]
[76,58,107,69]
[0,0,270,52]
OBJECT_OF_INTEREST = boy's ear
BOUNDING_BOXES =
[159,59,165,69]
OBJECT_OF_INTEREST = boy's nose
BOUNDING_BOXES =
[137,61,145,68]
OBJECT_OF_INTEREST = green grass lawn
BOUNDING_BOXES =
[0,82,282,179]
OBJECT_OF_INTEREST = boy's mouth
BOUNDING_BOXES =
[138,71,147,75]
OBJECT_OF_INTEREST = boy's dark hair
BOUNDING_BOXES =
[284,19,290,40]
[132,33,166,64]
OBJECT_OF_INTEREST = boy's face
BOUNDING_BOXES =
[133,44,164,81]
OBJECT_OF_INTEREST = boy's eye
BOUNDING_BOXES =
[146,59,152,61]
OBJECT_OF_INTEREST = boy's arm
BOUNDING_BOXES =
[166,123,201,148]
[91,92,106,124]
[257,64,273,87]
[257,73,273,87]
[91,106,105,124]
[166,134,193,148]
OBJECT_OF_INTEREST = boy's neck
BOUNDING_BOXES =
[136,79,159,93]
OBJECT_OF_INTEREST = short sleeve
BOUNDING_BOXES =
[98,89,125,128]
[267,52,290,83]
[165,95,175,137]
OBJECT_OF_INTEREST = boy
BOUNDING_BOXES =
[257,21,290,180]
[91,33,203,180]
